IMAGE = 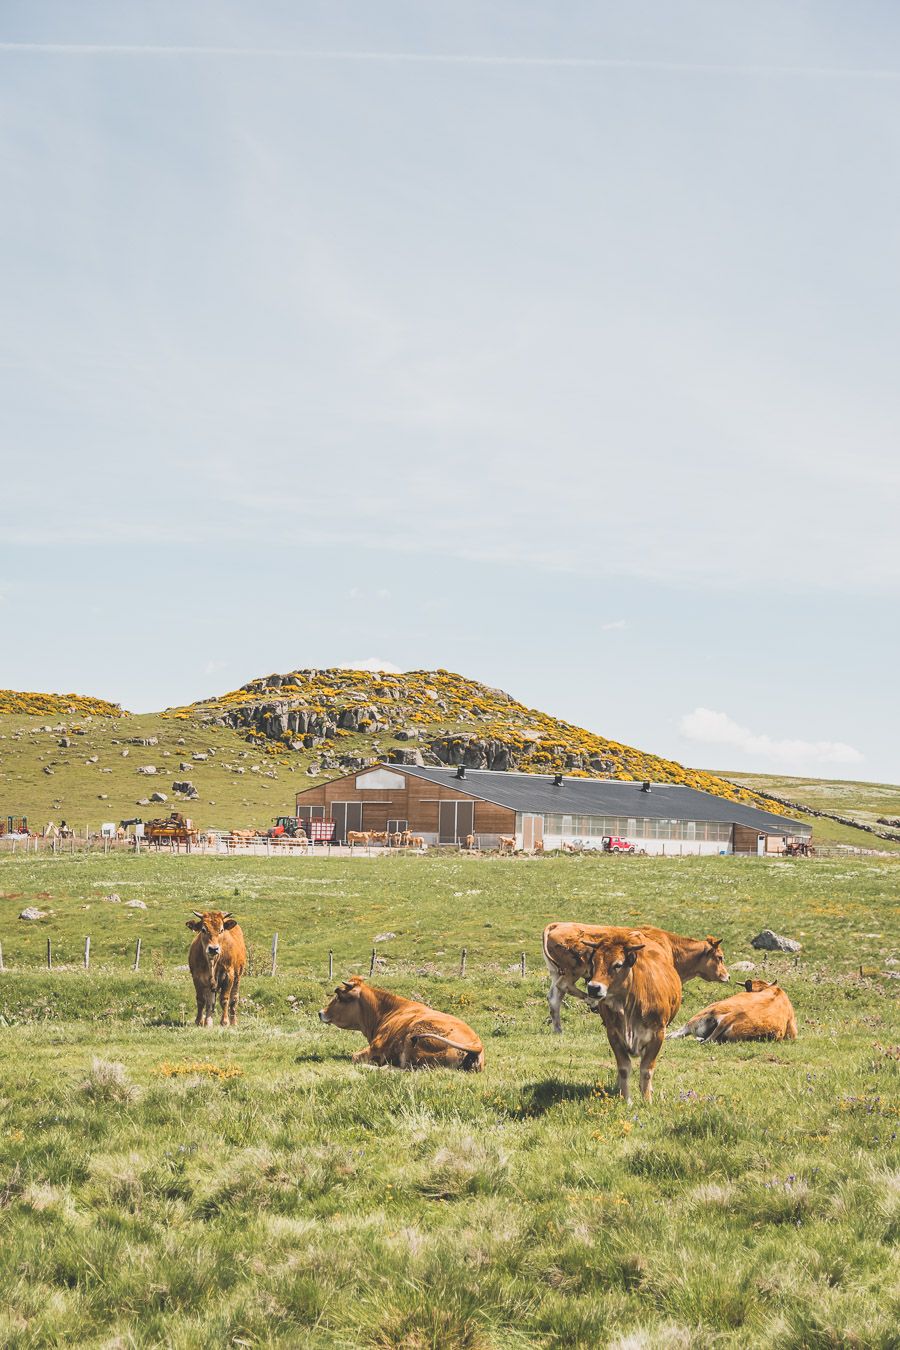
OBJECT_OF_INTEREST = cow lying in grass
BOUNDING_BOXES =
[186,910,246,1027]
[319,977,484,1071]
[583,928,683,1103]
[542,923,728,1033]
[669,979,798,1043]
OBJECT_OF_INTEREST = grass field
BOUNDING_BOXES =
[722,772,900,840]
[0,852,898,1348]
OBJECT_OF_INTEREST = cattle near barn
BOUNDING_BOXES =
[186,910,246,1027]
[294,763,811,855]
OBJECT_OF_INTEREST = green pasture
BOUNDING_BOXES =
[0,853,898,1348]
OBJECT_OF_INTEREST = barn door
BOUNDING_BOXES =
[438,801,474,844]
[522,815,543,851]
[332,802,363,843]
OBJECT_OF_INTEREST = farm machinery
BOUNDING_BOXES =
[0,815,29,837]
[143,812,199,849]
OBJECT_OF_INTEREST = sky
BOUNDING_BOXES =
[1,1,898,782]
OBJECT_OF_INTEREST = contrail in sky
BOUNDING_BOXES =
[0,42,898,79]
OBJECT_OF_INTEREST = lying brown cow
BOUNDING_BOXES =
[186,910,246,1027]
[669,979,798,1043]
[319,976,484,1071]
[542,922,728,1033]
[583,928,682,1102]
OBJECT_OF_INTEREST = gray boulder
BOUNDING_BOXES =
[150,791,168,803]
[19,907,48,921]
[750,930,801,953]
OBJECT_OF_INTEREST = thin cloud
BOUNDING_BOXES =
[2,44,900,81]
[601,619,628,631]
[679,707,863,767]
[337,658,403,673]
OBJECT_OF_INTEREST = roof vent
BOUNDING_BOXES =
[456,765,466,780]
[552,773,564,786]
[641,781,652,793]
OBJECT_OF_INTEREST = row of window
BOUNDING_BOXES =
[539,814,733,843]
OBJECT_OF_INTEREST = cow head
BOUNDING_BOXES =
[186,910,237,958]
[585,937,646,1001]
[319,977,366,1029]
[702,936,730,983]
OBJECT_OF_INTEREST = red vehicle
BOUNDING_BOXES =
[603,836,636,854]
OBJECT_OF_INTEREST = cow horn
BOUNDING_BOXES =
[221,912,232,919]
[192,910,204,918]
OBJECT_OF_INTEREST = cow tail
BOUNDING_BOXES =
[541,923,559,974]
[410,1031,483,1069]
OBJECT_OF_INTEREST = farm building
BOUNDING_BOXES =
[294,764,811,855]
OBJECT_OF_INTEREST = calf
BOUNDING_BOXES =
[669,979,797,1043]
[583,928,682,1102]
[319,977,484,1071]
[186,910,246,1027]
[542,923,728,1033]
[346,830,370,846]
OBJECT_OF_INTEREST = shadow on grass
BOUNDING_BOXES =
[511,1078,599,1117]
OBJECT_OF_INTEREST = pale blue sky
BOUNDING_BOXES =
[1,3,898,781]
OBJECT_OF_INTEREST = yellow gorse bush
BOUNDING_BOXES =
[154,1061,243,1081]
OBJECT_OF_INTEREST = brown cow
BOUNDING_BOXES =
[186,910,247,1027]
[346,830,371,846]
[542,922,728,1034]
[318,977,484,1071]
[582,928,682,1102]
[669,979,797,1043]
[499,835,516,854]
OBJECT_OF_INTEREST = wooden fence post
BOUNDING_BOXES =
[84,936,90,970]
[47,938,52,970]
[133,938,141,971]
[520,952,526,978]
[0,941,4,971]
[369,947,377,976]
[459,948,467,977]
[270,932,278,976]
[328,950,334,980]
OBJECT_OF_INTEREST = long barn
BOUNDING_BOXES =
[294,764,810,855]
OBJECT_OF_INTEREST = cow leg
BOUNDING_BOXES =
[194,983,206,1026]
[204,989,216,1027]
[351,1046,374,1064]
[228,977,240,1027]
[604,1024,634,1102]
[639,1033,665,1102]
[548,977,566,1033]
[219,976,234,1027]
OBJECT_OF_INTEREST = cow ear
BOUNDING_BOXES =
[624,944,645,968]
[707,936,721,949]
[223,918,238,930]
[744,979,754,992]
[186,920,202,931]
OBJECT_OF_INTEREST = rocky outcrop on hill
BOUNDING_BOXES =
[168,666,783,814]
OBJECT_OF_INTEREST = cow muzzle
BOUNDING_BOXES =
[586,981,607,1000]
[318,1010,329,1023]
[206,944,220,957]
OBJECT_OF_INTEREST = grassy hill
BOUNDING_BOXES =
[719,772,900,854]
[0,670,895,851]
[0,851,897,1345]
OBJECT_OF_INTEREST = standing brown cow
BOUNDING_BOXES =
[582,927,683,1102]
[542,922,728,1033]
[186,910,246,1027]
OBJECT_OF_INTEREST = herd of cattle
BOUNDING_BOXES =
[187,910,798,1103]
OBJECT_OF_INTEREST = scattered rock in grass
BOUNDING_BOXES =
[137,765,157,775]
[374,932,397,943]
[43,766,54,775]
[105,893,122,903]
[98,794,108,800]
[192,753,208,761]
[731,960,756,971]
[121,749,129,757]
[137,798,150,806]
[124,899,147,909]
[150,791,168,803]
[19,907,48,920]
[751,930,801,953]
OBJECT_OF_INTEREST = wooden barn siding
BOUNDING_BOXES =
[295,770,515,835]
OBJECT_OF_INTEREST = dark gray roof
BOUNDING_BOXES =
[393,765,808,835]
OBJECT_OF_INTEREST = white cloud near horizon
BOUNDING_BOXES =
[337,658,404,673]
[679,707,864,767]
